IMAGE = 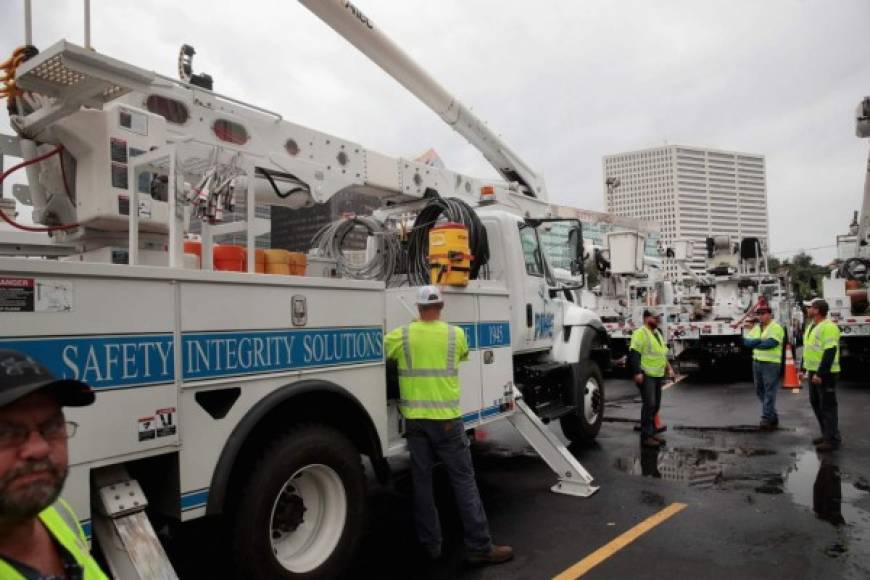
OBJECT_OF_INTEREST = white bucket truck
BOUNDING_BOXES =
[0,1,610,577]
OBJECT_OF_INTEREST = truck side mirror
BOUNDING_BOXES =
[568,228,584,278]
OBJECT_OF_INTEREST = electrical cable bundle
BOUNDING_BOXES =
[840,257,870,282]
[310,215,403,283]
[406,197,489,286]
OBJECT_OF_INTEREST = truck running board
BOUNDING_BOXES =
[91,466,179,579]
[507,387,599,497]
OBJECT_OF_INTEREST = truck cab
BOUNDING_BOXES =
[475,209,610,441]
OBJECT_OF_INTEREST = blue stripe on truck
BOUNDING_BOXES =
[181,326,384,381]
[181,488,209,511]
[0,321,508,390]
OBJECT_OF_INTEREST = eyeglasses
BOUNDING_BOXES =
[0,419,78,450]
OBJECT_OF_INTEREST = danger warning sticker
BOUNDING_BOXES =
[0,278,34,312]
[0,278,73,312]
[156,407,177,437]
[138,416,156,441]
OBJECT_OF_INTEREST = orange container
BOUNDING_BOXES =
[255,249,266,274]
[288,252,307,276]
[184,240,202,257]
[183,240,202,269]
[213,245,246,272]
[262,249,291,275]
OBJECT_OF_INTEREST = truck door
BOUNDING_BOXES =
[517,222,561,351]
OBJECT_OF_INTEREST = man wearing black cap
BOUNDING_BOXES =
[628,310,674,448]
[0,350,107,579]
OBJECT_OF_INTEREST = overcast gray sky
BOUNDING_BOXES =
[2,0,869,263]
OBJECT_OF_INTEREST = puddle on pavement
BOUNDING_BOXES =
[616,445,870,565]
[614,444,777,488]
[614,446,724,487]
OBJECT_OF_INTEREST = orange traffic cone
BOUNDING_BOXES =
[782,344,801,389]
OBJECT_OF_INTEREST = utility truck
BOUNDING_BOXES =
[539,207,670,364]
[666,236,791,372]
[820,95,870,373]
[0,1,610,577]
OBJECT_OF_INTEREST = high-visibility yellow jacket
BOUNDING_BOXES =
[0,499,107,579]
[384,320,469,420]
[803,319,841,373]
[629,325,668,378]
[746,321,784,363]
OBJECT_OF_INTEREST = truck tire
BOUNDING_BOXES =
[230,424,366,579]
[560,362,605,442]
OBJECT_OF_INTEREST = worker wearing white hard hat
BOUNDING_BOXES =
[384,286,513,565]
[415,285,443,305]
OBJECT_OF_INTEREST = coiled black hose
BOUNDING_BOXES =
[840,257,870,282]
[406,197,490,286]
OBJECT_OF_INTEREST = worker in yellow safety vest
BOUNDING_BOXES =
[385,286,513,566]
[629,310,674,448]
[743,306,785,431]
[0,350,107,579]
[799,299,842,452]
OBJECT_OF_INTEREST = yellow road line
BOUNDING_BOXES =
[553,502,688,580]
[663,374,687,390]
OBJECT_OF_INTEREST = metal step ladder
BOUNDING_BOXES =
[507,387,599,497]
[91,466,178,579]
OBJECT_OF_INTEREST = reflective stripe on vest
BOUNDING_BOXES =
[396,322,462,419]
[747,321,783,363]
[803,319,841,373]
[631,326,668,378]
[397,325,458,379]
[0,500,108,579]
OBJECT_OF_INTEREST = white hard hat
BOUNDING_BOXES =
[416,285,443,305]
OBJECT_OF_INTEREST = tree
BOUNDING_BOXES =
[774,252,829,301]
[584,256,600,288]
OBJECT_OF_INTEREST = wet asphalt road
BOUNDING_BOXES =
[170,372,870,579]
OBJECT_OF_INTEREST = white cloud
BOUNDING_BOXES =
[2,0,869,262]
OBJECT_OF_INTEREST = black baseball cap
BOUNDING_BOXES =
[642,309,661,319]
[0,350,95,408]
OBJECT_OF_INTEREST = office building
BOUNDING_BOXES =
[603,145,768,275]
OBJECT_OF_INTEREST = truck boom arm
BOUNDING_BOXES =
[299,0,547,200]
[856,96,870,257]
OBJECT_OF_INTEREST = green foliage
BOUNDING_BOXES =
[584,256,600,288]
[772,252,828,301]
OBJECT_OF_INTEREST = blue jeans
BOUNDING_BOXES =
[405,418,493,555]
[752,360,781,423]
[638,375,663,439]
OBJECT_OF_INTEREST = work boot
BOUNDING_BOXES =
[759,422,776,432]
[815,440,839,453]
[423,544,442,561]
[812,436,825,445]
[652,435,666,444]
[641,437,661,448]
[466,545,514,566]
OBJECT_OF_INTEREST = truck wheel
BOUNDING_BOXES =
[230,424,366,579]
[560,362,605,442]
